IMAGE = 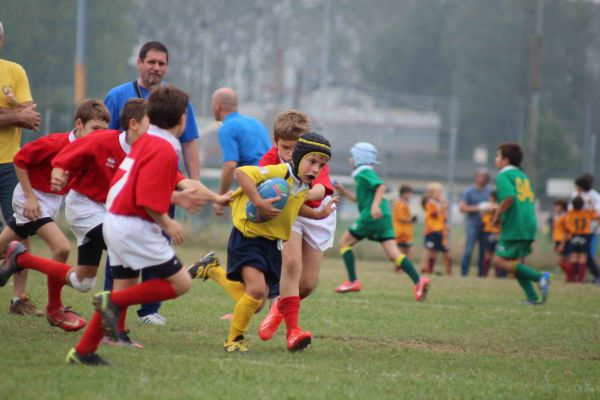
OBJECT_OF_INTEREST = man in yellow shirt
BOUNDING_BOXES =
[0,21,42,316]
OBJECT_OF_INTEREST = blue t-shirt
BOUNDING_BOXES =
[218,112,271,166]
[104,81,199,143]
[460,185,491,226]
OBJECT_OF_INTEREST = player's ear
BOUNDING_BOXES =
[74,118,84,132]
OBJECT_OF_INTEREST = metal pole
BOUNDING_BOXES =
[583,104,592,172]
[319,0,331,89]
[591,134,597,173]
[74,0,86,105]
[526,0,544,190]
[446,96,459,225]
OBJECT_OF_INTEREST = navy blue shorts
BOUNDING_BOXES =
[424,232,447,252]
[483,232,498,253]
[554,241,571,256]
[227,227,281,297]
[569,234,591,254]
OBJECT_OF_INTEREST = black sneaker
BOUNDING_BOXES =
[187,251,219,280]
[92,291,121,341]
[65,348,110,366]
[0,241,25,287]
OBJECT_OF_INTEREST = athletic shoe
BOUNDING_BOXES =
[92,291,121,341]
[286,328,311,352]
[137,312,166,325]
[520,299,542,305]
[101,329,144,349]
[334,280,362,293]
[0,241,25,287]
[46,306,87,332]
[187,251,219,280]
[539,272,552,303]
[414,276,430,302]
[65,347,110,366]
[9,294,43,316]
[258,298,284,341]
[224,335,250,353]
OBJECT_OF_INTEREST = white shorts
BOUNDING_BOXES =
[12,184,63,225]
[65,190,106,246]
[292,196,337,252]
[103,213,174,270]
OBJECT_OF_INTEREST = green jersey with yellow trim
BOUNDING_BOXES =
[495,166,537,241]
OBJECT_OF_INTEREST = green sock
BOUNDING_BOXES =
[341,246,357,282]
[516,263,543,282]
[516,275,540,302]
[396,255,419,284]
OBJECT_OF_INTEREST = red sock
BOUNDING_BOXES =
[110,279,177,308]
[46,276,64,314]
[16,253,71,281]
[577,263,587,282]
[279,296,300,336]
[482,259,490,277]
[75,312,103,355]
[118,307,128,333]
[427,257,435,274]
[560,260,573,282]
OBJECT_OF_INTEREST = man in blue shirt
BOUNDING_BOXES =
[103,41,201,325]
[211,87,271,216]
[459,169,491,277]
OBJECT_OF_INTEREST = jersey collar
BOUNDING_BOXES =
[68,130,77,143]
[147,124,182,155]
[499,165,517,173]
[286,163,309,194]
[119,131,131,154]
[352,164,373,178]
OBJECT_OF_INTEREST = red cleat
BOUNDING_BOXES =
[287,328,311,352]
[414,276,430,302]
[258,298,284,341]
[334,280,362,293]
[46,307,87,332]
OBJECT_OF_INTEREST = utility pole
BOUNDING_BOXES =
[446,97,459,225]
[74,0,87,106]
[319,0,332,89]
[526,0,544,190]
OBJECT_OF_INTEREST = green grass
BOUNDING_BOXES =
[1,239,599,399]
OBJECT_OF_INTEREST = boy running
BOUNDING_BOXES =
[0,99,110,330]
[393,184,415,259]
[333,142,429,300]
[491,142,551,304]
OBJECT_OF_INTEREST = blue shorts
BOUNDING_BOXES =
[227,227,281,297]
[483,232,498,253]
[569,234,591,254]
[424,232,447,252]
[554,241,571,256]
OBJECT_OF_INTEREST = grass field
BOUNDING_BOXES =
[0,239,599,399]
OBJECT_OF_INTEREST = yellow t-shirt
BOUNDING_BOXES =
[230,163,309,241]
[0,59,33,163]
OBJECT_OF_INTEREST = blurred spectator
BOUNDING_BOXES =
[572,174,600,283]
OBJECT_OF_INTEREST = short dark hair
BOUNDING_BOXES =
[147,85,188,129]
[498,142,523,167]
[119,98,147,131]
[575,174,593,192]
[74,99,110,125]
[572,196,584,211]
[399,184,412,196]
[139,41,169,63]
[554,198,568,211]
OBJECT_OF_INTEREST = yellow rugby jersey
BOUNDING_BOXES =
[481,210,500,234]
[230,163,309,241]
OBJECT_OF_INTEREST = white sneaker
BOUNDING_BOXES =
[137,312,166,325]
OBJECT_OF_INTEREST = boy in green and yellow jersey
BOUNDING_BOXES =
[492,142,551,304]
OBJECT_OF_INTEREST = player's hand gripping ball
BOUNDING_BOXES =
[246,178,290,223]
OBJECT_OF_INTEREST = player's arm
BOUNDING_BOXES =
[306,183,326,202]
[0,102,40,131]
[175,178,232,205]
[371,184,386,219]
[235,168,281,219]
[491,196,514,225]
[145,208,184,246]
[298,197,339,220]
[14,165,41,220]
[181,140,201,181]
[334,181,356,202]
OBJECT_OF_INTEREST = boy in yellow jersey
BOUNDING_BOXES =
[221,132,332,352]
[551,199,572,282]
[480,191,501,277]
[420,182,451,275]
[393,184,415,259]
[564,196,599,282]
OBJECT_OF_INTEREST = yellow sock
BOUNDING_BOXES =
[228,293,261,342]
[208,266,245,302]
